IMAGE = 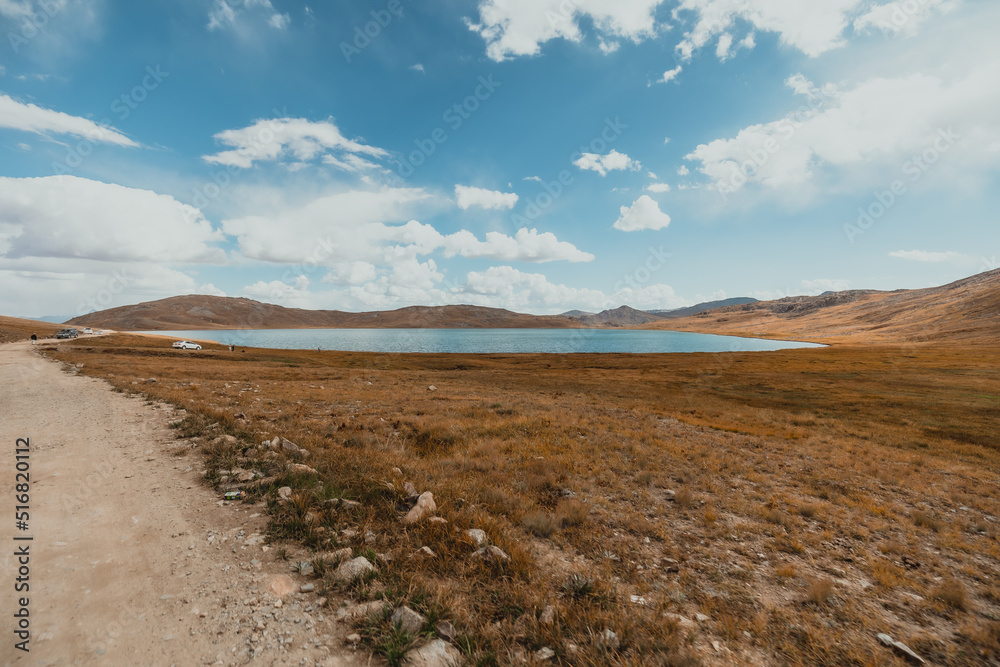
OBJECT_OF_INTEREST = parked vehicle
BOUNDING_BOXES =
[172,340,202,350]
[55,329,79,339]
[82,328,93,334]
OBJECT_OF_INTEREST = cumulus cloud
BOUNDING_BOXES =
[854,0,955,36]
[203,117,388,170]
[686,60,1000,195]
[889,249,963,263]
[221,188,592,265]
[612,195,671,231]
[0,94,137,146]
[468,0,665,61]
[659,65,682,83]
[0,176,225,263]
[462,266,608,311]
[208,0,289,31]
[646,182,671,193]
[573,150,641,176]
[455,184,519,210]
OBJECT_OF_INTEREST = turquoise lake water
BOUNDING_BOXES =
[145,328,825,354]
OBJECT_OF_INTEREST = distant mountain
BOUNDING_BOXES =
[561,310,595,318]
[66,296,586,331]
[565,305,665,327]
[641,268,1000,344]
[648,297,759,319]
[26,315,72,324]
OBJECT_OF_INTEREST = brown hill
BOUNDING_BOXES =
[0,316,64,344]
[66,296,584,331]
[643,268,1000,344]
[566,305,665,327]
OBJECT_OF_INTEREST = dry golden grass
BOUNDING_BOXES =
[0,315,63,343]
[42,333,1000,665]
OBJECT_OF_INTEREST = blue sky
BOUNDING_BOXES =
[1,0,998,318]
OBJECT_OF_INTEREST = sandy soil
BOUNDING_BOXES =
[0,342,370,666]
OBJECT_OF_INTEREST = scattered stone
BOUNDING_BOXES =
[300,583,315,593]
[392,467,403,475]
[287,463,318,476]
[278,486,292,500]
[345,633,361,645]
[559,488,576,498]
[428,517,448,525]
[435,620,455,642]
[472,546,509,562]
[413,546,437,559]
[902,556,921,570]
[211,435,237,446]
[665,613,694,630]
[333,557,375,584]
[535,647,556,661]
[878,633,925,664]
[597,629,620,650]
[341,499,362,511]
[364,530,377,544]
[269,575,297,598]
[296,561,315,576]
[403,492,437,524]
[236,470,257,483]
[467,529,487,546]
[662,558,680,573]
[539,606,555,625]
[630,595,648,605]
[404,482,419,498]
[665,490,676,501]
[427,385,437,392]
[391,606,426,634]
[234,412,246,420]
[317,548,353,564]
[695,613,710,623]
[403,639,461,667]
[336,600,389,622]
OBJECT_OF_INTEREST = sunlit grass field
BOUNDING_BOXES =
[45,334,1000,665]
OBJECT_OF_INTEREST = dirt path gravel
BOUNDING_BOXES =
[0,342,369,666]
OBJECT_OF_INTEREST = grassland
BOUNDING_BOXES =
[42,334,1000,665]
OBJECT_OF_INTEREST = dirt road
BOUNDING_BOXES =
[0,342,365,666]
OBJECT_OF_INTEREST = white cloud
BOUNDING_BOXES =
[659,65,682,83]
[462,266,608,311]
[598,38,620,54]
[646,182,671,192]
[321,261,378,286]
[455,184,519,210]
[0,176,225,264]
[686,56,1000,195]
[208,0,288,31]
[889,249,962,263]
[523,175,542,182]
[574,150,641,176]
[800,278,850,295]
[410,63,425,73]
[854,0,955,36]
[676,165,689,175]
[203,117,388,169]
[675,0,863,60]
[468,0,665,61]
[612,195,671,231]
[221,187,591,265]
[663,137,671,144]
[0,93,137,146]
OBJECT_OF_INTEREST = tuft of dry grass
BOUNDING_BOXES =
[912,510,943,533]
[522,511,557,538]
[932,578,970,611]
[807,578,835,605]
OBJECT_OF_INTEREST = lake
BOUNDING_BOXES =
[144,328,825,354]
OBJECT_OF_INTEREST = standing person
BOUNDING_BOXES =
[30,333,37,345]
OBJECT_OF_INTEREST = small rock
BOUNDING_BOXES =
[535,647,556,661]
[413,546,437,559]
[597,629,619,650]
[427,385,437,392]
[341,499,362,511]
[472,545,509,562]
[539,605,555,625]
[287,463,318,476]
[296,561,315,576]
[404,482,419,498]
[345,633,361,645]
[333,557,375,584]
[336,600,388,622]
[278,486,292,500]
[665,613,694,629]
[665,490,676,501]
[391,606,426,634]
[300,583,315,593]
[662,558,680,573]
[435,620,455,642]
[694,613,710,623]
[392,467,403,475]
[403,492,437,524]
[234,412,246,420]
[403,639,461,667]
[364,530,377,544]
[559,488,576,498]
[878,633,925,664]
[428,517,448,525]
[269,575,297,598]
[467,529,488,546]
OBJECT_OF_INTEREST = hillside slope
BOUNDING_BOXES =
[66,296,584,331]
[0,315,64,343]
[645,269,1000,344]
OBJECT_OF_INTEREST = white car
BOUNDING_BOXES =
[172,341,202,350]
[83,328,93,334]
